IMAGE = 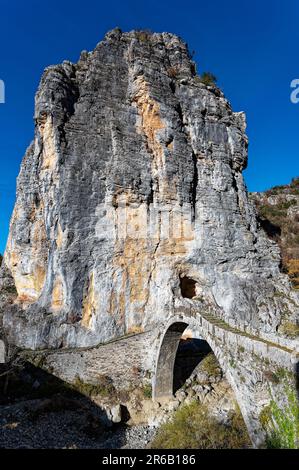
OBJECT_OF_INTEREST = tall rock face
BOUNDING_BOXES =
[2,29,298,349]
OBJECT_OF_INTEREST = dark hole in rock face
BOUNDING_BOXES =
[173,338,212,393]
[180,276,197,299]
[257,216,281,240]
[120,404,131,423]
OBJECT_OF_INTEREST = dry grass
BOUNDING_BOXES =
[287,259,299,289]
[278,321,299,338]
[151,401,251,449]
[199,352,220,377]
[167,66,180,79]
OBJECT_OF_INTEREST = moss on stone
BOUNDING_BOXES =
[141,383,152,399]
[71,375,116,398]
[259,405,272,429]
[229,358,236,369]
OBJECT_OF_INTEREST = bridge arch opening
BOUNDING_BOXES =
[173,336,212,393]
[153,321,254,447]
[153,321,214,400]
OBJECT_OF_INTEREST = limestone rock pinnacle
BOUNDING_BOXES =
[1,29,298,350]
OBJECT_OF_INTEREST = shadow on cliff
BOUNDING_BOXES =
[257,216,281,240]
[0,359,130,449]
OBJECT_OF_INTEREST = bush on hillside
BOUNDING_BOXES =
[199,72,217,86]
[151,401,250,449]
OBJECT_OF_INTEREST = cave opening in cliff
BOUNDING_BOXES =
[154,322,215,400]
[180,276,197,299]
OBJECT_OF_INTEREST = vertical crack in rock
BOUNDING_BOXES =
[232,172,241,213]
[191,150,198,222]
[82,272,97,328]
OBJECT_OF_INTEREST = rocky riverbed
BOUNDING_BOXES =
[0,348,244,449]
[0,397,155,449]
[0,355,156,449]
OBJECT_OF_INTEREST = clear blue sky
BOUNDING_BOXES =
[0,0,298,253]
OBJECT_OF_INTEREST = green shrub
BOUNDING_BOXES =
[290,177,299,189]
[259,405,272,429]
[151,401,250,449]
[141,383,152,399]
[200,352,220,376]
[279,321,299,338]
[265,395,299,449]
[135,30,152,42]
[261,376,299,449]
[199,72,217,86]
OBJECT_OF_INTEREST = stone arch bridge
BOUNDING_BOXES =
[24,304,299,448]
[152,310,298,447]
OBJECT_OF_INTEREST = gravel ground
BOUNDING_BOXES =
[122,426,157,449]
[0,396,155,449]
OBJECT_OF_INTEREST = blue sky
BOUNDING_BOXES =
[0,0,298,253]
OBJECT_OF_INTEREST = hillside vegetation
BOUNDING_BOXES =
[251,177,299,289]
[151,400,250,449]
